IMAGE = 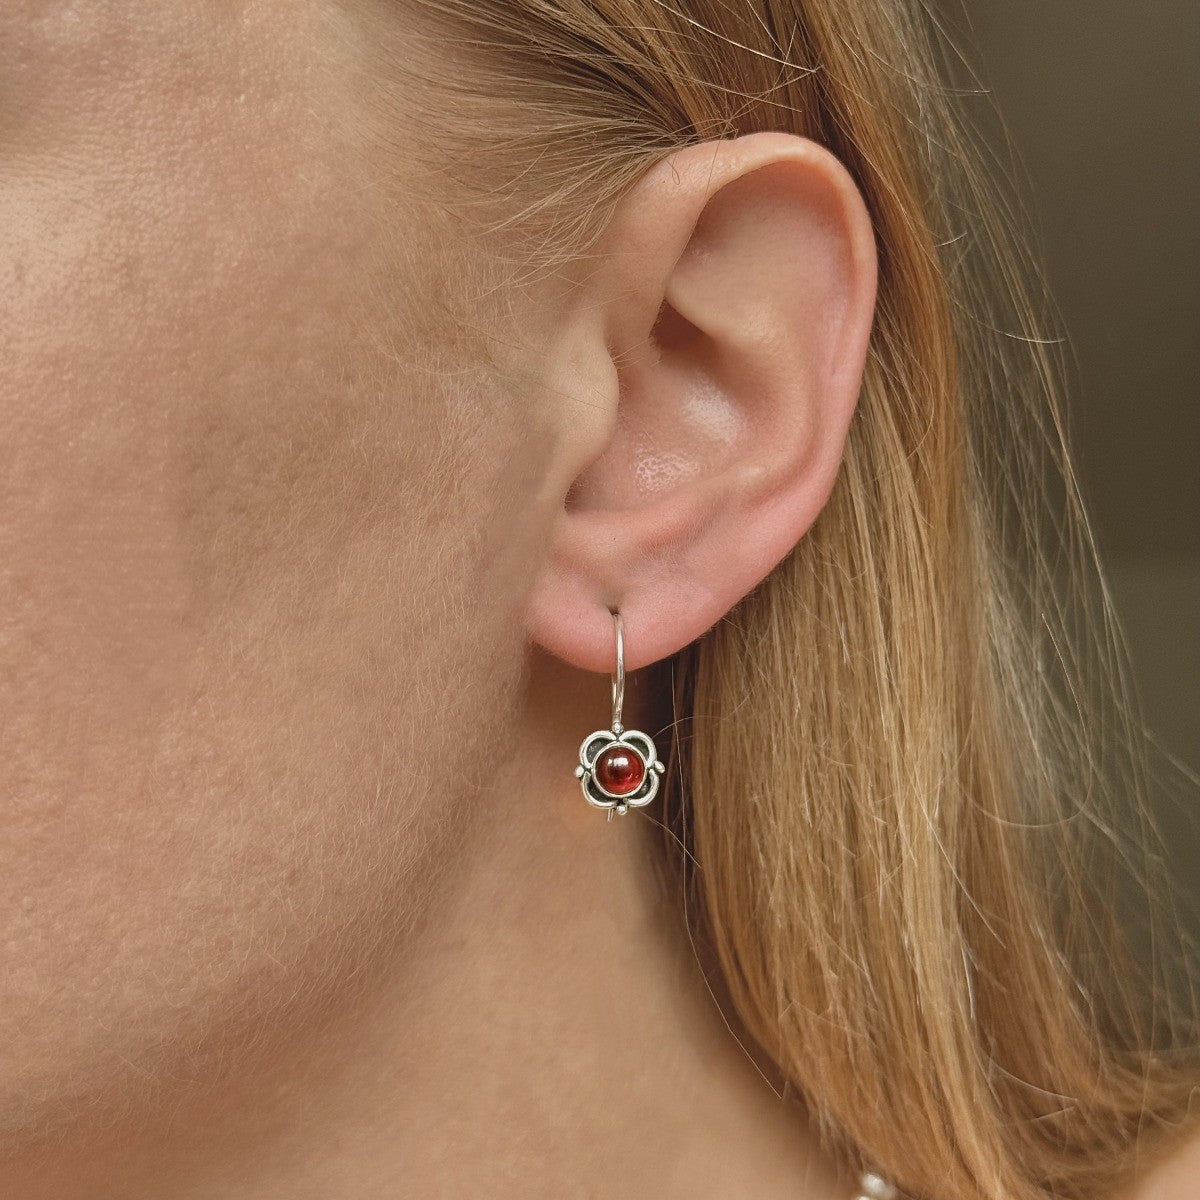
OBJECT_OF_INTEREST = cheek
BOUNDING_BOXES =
[0,7,536,1147]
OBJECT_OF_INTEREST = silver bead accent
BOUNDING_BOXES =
[855,1171,898,1200]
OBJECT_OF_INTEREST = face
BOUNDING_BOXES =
[0,0,545,1152]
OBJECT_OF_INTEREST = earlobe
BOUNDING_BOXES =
[526,131,877,676]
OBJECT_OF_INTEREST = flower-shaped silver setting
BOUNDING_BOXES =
[574,719,666,816]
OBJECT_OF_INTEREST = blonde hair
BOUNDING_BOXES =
[350,1,1200,1196]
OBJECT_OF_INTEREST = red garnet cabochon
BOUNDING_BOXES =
[594,744,646,796]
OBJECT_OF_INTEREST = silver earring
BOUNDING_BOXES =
[574,609,666,821]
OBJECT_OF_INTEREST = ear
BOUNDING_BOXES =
[526,131,877,674]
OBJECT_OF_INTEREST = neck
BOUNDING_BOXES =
[16,661,854,1199]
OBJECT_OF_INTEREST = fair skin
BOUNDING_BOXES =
[2,4,1191,1199]
[1,4,872,1196]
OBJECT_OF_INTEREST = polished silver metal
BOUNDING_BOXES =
[574,609,666,820]
[611,607,625,728]
[854,1171,899,1200]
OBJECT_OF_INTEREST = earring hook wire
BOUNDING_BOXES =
[610,609,624,729]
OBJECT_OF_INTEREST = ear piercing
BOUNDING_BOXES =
[574,609,666,821]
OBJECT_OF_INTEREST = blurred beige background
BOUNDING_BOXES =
[940,2,1198,903]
